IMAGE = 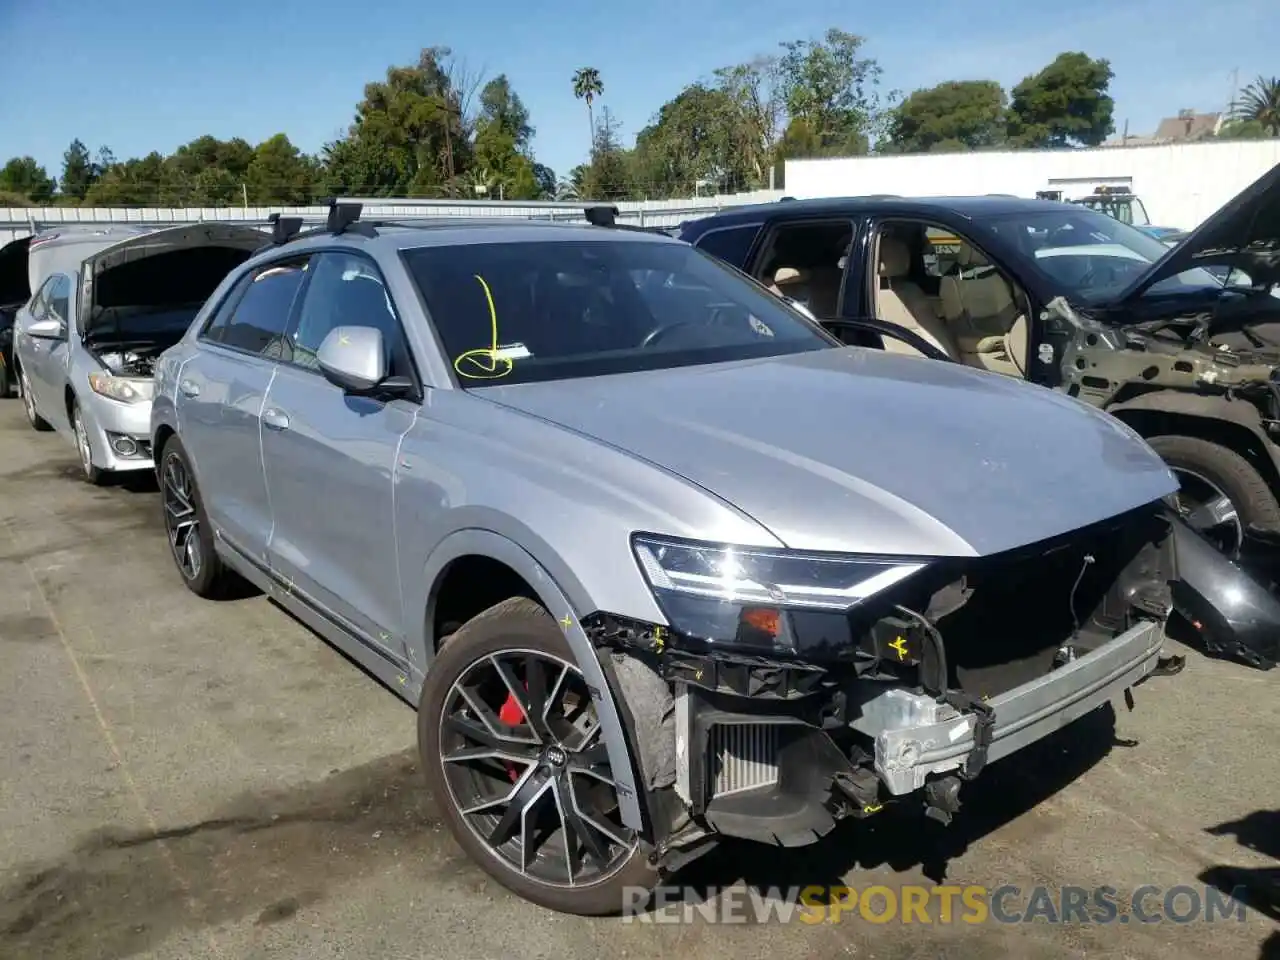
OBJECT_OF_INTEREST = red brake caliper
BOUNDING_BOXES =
[498,690,526,782]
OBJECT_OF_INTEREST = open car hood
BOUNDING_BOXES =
[1111,161,1280,304]
[75,222,268,339]
[0,236,31,307]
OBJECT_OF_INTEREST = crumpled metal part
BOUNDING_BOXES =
[610,651,676,789]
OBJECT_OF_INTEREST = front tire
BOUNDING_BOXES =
[1148,434,1280,561]
[159,435,238,598]
[19,369,51,431]
[418,597,656,915]
[70,399,107,485]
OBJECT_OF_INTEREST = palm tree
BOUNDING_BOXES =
[572,68,604,158]
[1231,76,1280,136]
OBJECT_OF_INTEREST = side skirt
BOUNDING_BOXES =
[214,533,424,704]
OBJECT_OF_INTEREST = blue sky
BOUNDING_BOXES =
[0,0,1273,188]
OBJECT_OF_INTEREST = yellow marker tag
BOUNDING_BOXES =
[454,274,514,380]
[863,803,883,814]
[889,636,909,660]
[559,614,573,630]
[338,334,350,346]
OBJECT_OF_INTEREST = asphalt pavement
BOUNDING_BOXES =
[0,399,1276,960]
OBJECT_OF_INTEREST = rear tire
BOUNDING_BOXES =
[1147,434,1280,560]
[159,435,239,598]
[418,597,656,915]
[18,369,51,431]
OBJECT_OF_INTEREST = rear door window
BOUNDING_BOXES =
[216,259,309,359]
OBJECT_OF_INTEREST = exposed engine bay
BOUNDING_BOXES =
[93,345,164,378]
[588,502,1180,865]
[1048,296,1280,425]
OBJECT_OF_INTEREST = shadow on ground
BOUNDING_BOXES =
[1197,808,1280,958]
[0,750,458,960]
[677,703,1127,904]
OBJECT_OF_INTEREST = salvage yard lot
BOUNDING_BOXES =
[0,400,1276,960]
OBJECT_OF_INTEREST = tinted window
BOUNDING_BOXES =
[403,239,835,387]
[289,252,412,378]
[28,276,56,320]
[694,224,761,267]
[218,260,307,358]
[48,275,71,322]
[201,273,253,342]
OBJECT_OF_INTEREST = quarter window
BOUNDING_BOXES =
[694,224,762,267]
[47,275,71,323]
[217,259,308,358]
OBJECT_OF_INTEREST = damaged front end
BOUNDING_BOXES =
[586,505,1181,869]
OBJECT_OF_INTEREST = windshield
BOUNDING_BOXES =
[1076,195,1150,226]
[976,207,1221,304]
[403,238,836,386]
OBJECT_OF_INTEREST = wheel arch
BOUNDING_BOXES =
[420,528,648,833]
[1107,394,1280,497]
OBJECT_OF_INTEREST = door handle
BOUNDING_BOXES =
[262,407,290,431]
[179,379,200,398]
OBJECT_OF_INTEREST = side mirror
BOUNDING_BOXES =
[316,325,387,394]
[25,317,64,340]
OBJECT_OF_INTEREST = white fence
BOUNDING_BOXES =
[0,190,785,245]
[783,139,1280,231]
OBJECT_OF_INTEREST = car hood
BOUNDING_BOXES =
[478,348,1179,558]
[0,236,31,307]
[1112,161,1280,303]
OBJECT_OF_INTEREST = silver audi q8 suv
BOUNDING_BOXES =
[153,203,1208,915]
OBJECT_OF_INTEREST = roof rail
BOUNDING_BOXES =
[584,204,620,227]
[268,212,304,245]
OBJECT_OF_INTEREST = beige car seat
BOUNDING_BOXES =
[940,244,1028,376]
[875,237,961,359]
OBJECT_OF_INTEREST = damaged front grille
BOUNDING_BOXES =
[921,505,1176,698]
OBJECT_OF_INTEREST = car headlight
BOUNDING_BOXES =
[632,534,926,651]
[88,371,154,404]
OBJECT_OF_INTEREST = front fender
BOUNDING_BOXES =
[420,528,647,831]
[1107,390,1280,473]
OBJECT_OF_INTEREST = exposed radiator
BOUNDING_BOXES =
[710,723,780,798]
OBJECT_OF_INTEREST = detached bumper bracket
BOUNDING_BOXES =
[942,691,994,780]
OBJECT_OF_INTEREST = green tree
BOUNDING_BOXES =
[0,156,55,202]
[532,162,557,199]
[325,47,479,198]
[632,84,746,197]
[1230,76,1280,136]
[1216,118,1273,140]
[479,75,534,148]
[713,57,785,189]
[582,107,631,200]
[887,80,1006,153]
[60,139,95,200]
[245,133,316,205]
[1006,52,1115,147]
[572,67,604,158]
[776,29,893,157]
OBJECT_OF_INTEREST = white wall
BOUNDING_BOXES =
[783,140,1280,230]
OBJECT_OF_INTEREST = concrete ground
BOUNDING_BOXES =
[0,399,1276,960]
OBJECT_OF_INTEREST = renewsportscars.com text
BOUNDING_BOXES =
[621,884,1248,925]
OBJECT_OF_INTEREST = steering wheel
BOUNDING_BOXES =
[640,321,699,349]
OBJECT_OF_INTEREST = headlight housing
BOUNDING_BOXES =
[632,534,926,652]
[88,371,154,404]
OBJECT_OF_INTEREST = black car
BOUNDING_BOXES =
[678,172,1280,667]
[0,235,30,398]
